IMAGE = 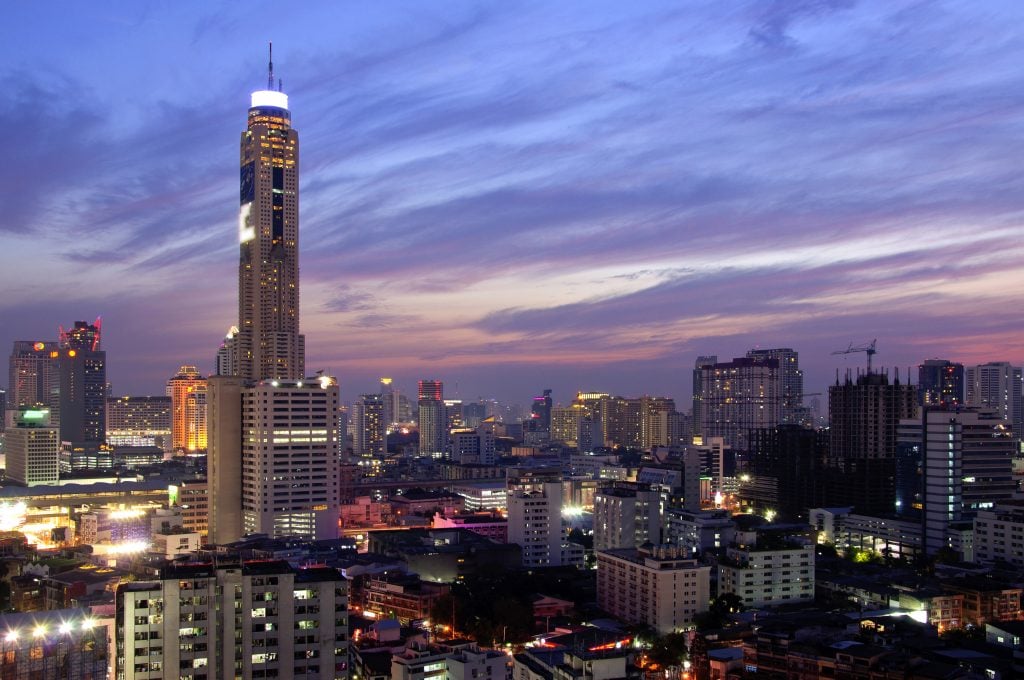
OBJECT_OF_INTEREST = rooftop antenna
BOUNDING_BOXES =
[267,41,274,90]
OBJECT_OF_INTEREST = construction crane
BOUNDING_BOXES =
[832,339,877,374]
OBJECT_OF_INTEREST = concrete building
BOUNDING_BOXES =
[235,65,304,382]
[899,408,1016,555]
[918,359,964,408]
[418,397,447,458]
[746,347,803,425]
[352,393,386,457]
[698,356,781,451]
[452,481,507,513]
[664,508,736,557]
[449,426,496,465]
[718,533,815,608]
[5,407,59,487]
[966,361,1023,439]
[55,319,106,446]
[167,366,207,452]
[827,372,917,516]
[105,395,172,451]
[596,544,711,634]
[507,472,580,568]
[975,501,1024,569]
[115,560,347,680]
[169,478,209,540]
[6,340,58,422]
[592,482,662,550]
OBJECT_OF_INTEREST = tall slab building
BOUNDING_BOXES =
[209,50,340,543]
[236,53,304,382]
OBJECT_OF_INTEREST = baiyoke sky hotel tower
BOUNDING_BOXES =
[209,48,341,544]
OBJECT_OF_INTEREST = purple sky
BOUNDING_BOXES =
[2,1,1023,409]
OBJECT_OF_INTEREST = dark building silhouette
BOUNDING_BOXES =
[827,371,917,516]
[918,359,964,408]
[743,424,830,520]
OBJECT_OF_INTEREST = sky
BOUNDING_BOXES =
[1,1,1023,409]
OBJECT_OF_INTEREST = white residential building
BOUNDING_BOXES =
[115,561,347,680]
[507,473,581,568]
[5,407,59,487]
[718,537,814,608]
[596,545,711,634]
[974,501,1024,569]
[593,482,662,550]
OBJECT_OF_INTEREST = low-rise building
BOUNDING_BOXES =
[663,508,736,557]
[941,578,1023,625]
[974,501,1024,569]
[596,544,710,634]
[363,574,449,624]
[431,511,507,543]
[718,534,814,608]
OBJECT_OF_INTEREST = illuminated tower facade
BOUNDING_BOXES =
[236,49,304,382]
[56,319,106,444]
[167,365,207,452]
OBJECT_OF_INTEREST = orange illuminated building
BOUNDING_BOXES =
[167,365,207,451]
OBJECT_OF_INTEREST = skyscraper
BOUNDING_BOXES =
[698,356,781,451]
[351,393,386,456]
[918,359,964,408]
[208,51,340,543]
[5,407,59,487]
[691,355,717,438]
[828,372,917,515]
[746,347,803,424]
[7,340,58,420]
[966,362,1022,439]
[55,319,106,444]
[235,48,303,382]
[167,365,207,452]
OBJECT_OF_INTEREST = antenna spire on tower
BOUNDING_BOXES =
[268,41,274,90]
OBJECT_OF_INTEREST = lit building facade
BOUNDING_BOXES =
[746,347,803,425]
[236,57,304,382]
[239,379,341,540]
[5,407,59,487]
[55,319,106,445]
[115,561,347,680]
[699,357,781,451]
[352,393,386,457]
[718,539,815,608]
[0,609,107,679]
[105,396,172,450]
[918,359,964,408]
[966,361,1023,439]
[6,340,58,418]
[168,366,207,452]
[593,482,662,550]
[596,545,710,634]
[507,472,581,568]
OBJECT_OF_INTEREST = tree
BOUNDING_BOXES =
[647,631,688,668]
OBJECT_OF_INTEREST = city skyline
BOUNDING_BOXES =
[1,2,1023,405]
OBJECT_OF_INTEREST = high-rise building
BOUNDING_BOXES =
[743,424,830,520]
[7,340,58,420]
[507,471,578,568]
[105,396,172,449]
[899,408,1016,555]
[379,377,396,427]
[168,365,208,452]
[55,319,106,445]
[966,362,1023,438]
[418,379,443,401]
[828,372,917,516]
[116,561,347,680]
[5,407,59,487]
[699,356,781,451]
[531,388,553,430]
[214,325,239,376]
[593,481,663,550]
[208,56,340,544]
[235,51,304,382]
[596,545,710,634]
[418,398,447,457]
[918,359,964,408]
[691,355,717,437]
[746,348,803,424]
[449,426,496,465]
[351,393,385,456]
